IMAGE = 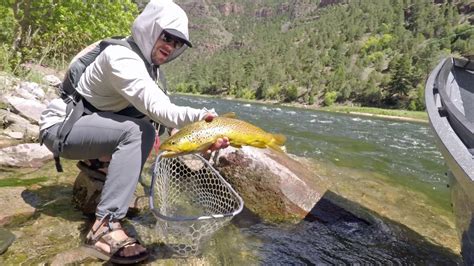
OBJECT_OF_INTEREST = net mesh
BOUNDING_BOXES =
[150,153,244,257]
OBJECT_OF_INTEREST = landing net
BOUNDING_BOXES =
[149,153,244,257]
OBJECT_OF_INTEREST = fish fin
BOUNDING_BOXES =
[230,143,243,148]
[220,112,237,118]
[272,134,287,146]
[266,134,286,153]
[248,140,267,148]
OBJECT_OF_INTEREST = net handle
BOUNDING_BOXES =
[148,152,244,222]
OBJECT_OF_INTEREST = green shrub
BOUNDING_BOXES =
[323,91,338,107]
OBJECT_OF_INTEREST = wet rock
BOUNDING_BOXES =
[0,187,38,226]
[50,247,91,265]
[214,147,324,221]
[0,228,15,255]
[0,143,52,168]
[5,95,46,123]
[0,109,40,142]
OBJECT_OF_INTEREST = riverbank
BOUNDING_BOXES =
[173,93,428,123]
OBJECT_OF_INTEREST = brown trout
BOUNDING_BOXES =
[159,116,286,157]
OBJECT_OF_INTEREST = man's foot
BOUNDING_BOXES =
[82,218,149,264]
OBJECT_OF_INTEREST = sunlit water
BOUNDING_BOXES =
[139,94,458,263]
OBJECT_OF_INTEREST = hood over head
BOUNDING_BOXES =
[132,0,192,65]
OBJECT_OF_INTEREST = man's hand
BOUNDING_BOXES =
[203,114,230,155]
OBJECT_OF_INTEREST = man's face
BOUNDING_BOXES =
[151,32,184,65]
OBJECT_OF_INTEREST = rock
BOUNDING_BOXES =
[50,248,90,265]
[0,109,40,141]
[43,75,62,88]
[5,96,46,123]
[214,147,323,221]
[4,131,24,140]
[0,109,39,140]
[72,168,105,215]
[0,228,15,255]
[72,161,146,215]
[17,81,45,100]
[0,143,52,168]
[0,187,38,226]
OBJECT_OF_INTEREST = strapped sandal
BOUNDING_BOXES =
[81,215,149,264]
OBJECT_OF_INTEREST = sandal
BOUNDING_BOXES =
[81,216,149,264]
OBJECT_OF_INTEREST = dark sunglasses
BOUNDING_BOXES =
[160,32,184,49]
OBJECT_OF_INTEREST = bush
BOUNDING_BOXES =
[323,91,338,106]
[2,1,138,67]
[281,84,298,102]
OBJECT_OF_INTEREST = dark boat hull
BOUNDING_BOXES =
[425,57,474,264]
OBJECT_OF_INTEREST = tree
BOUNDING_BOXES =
[386,54,415,105]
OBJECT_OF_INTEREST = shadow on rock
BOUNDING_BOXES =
[22,184,87,222]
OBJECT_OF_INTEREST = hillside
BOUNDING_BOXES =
[163,0,473,110]
[0,0,472,111]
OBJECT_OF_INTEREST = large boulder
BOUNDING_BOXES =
[213,147,323,221]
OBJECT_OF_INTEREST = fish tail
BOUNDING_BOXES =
[268,143,286,153]
[272,134,286,146]
[267,133,287,153]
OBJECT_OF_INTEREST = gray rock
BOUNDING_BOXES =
[18,81,45,100]
[214,147,323,221]
[4,131,24,140]
[0,187,37,226]
[0,109,40,141]
[5,96,46,124]
[43,75,61,88]
[0,143,52,168]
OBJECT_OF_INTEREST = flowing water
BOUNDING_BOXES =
[159,94,460,264]
[173,95,450,210]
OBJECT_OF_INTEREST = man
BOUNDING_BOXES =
[39,0,228,263]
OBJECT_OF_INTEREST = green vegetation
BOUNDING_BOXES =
[166,0,473,111]
[0,0,137,73]
[0,176,48,187]
[0,0,472,112]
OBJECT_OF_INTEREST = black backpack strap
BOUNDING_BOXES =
[52,99,86,172]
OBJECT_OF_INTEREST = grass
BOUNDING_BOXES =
[319,105,428,122]
[0,176,49,187]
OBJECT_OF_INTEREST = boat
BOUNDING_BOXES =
[425,56,474,264]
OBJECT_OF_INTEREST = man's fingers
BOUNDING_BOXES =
[207,137,230,152]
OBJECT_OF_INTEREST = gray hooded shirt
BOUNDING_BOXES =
[39,0,215,131]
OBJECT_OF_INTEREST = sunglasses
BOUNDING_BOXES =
[160,32,184,49]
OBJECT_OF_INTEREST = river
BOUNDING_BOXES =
[156,94,460,264]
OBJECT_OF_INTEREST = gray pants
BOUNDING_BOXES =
[41,112,155,220]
